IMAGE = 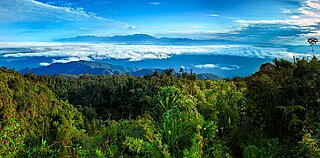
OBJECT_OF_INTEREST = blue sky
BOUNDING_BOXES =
[0,0,319,45]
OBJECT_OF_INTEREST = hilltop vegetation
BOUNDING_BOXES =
[0,57,319,157]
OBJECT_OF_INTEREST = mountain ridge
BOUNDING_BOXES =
[19,60,221,80]
[57,34,230,45]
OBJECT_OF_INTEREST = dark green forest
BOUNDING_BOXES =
[0,57,319,157]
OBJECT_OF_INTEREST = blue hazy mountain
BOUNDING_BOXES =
[57,34,232,45]
[197,73,222,80]
[18,60,221,80]
[131,68,162,76]
[19,60,139,75]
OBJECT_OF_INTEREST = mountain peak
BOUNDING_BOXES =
[128,34,154,37]
[57,34,201,44]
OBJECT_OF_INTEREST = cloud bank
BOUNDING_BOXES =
[0,42,308,65]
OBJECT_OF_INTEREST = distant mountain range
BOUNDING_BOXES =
[57,34,231,45]
[20,61,139,76]
[19,60,221,80]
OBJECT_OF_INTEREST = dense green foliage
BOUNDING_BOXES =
[236,57,320,157]
[0,57,319,157]
[0,68,85,157]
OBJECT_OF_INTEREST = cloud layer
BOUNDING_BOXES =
[0,42,310,66]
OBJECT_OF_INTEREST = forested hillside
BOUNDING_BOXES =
[0,57,319,157]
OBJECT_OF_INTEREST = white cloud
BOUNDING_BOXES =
[195,64,240,71]
[305,30,320,37]
[195,64,219,69]
[286,52,317,58]
[206,14,237,20]
[0,42,299,61]
[220,67,236,71]
[39,62,50,66]
[306,0,320,10]
[149,2,161,6]
[39,56,92,66]
[291,15,300,19]
[207,14,220,17]
[281,9,292,14]
[0,0,104,22]
[236,0,320,27]
[52,56,92,64]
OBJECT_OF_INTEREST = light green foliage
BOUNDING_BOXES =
[0,117,25,157]
[27,137,58,157]
[300,129,320,157]
[123,136,152,155]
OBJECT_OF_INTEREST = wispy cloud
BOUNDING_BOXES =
[281,8,293,14]
[306,0,320,10]
[220,1,320,45]
[206,13,236,20]
[149,2,161,6]
[207,14,220,17]
[235,0,320,27]
[195,64,219,69]
[0,0,104,22]
[195,64,240,71]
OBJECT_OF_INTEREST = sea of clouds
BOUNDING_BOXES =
[0,42,311,66]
